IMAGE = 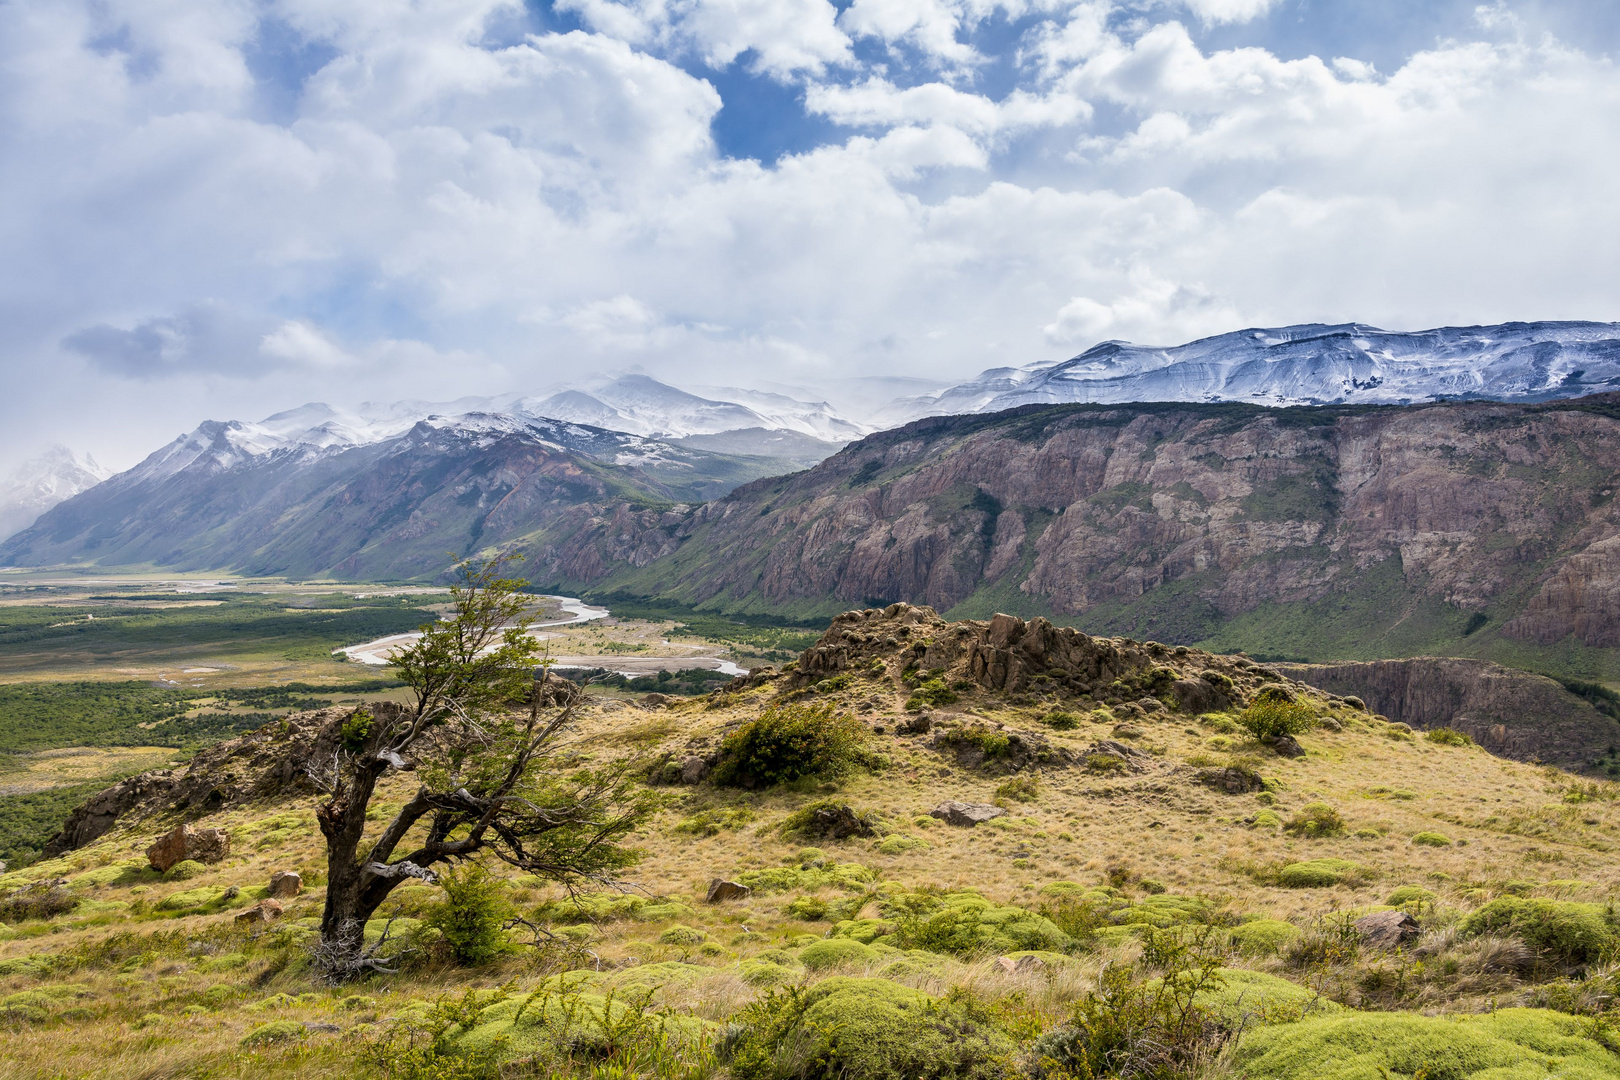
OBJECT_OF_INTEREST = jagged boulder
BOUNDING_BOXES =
[929,801,1006,827]
[706,879,752,903]
[146,824,231,872]
[267,871,303,899]
[797,804,880,840]
[234,899,284,926]
[1355,909,1421,949]
[1197,767,1265,794]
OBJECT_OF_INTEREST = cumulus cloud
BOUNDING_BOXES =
[1180,0,1279,26]
[6,0,1620,467]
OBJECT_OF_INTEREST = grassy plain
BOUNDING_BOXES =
[4,653,1620,1078]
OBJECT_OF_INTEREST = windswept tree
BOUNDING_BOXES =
[311,556,654,981]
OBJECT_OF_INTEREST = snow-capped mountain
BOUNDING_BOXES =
[516,375,865,443]
[880,321,1620,424]
[0,446,111,540]
[1,412,795,580]
[111,374,863,493]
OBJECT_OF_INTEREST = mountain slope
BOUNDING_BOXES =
[532,393,1620,679]
[0,446,110,541]
[0,414,781,580]
[880,321,1620,424]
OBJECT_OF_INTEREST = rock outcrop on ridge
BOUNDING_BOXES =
[1280,657,1620,771]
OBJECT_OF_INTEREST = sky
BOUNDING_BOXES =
[4,0,1620,470]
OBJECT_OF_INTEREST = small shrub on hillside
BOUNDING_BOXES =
[1458,897,1620,965]
[241,1020,307,1048]
[713,702,866,788]
[778,800,884,840]
[1044,710,1081,730]
[164,859,206,880]
[1237,696,1315,742]
[1085,754,1127,774]
[1387,886,1437,907]
[1411,831,1453,847]
[1228,919,1301,956]
[1425,727,1474,746]
[786,896,828,921]
[658,925,706,946]
[937,724,1011,759]
[0,881,79,922]
[425,863,514,966]
[994,776,1039,803]
[1283,803,1346,839]
[1031,927,1230,1079]
[727,979,1011,1080]
[905,677,959,711]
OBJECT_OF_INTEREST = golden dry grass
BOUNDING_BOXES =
[1,676,1618,1078]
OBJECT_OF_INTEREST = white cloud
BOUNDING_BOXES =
[1181,0,1278,26]
[7,0,1620,467]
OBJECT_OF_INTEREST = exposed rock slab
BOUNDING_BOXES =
[929,801,1006,827]
[146,824,231,872]
[1355,909,1421,949]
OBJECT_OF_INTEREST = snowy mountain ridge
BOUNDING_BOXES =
[0,446,112,541]
[880,320,1620,424]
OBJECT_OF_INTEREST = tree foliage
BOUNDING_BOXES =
[311,555,656,981]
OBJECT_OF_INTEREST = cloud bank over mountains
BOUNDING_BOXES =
[3,0,1620,467]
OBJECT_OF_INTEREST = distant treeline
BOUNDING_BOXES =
[0,678,402,754]
[0,595,436,659]
[556,666,737,696]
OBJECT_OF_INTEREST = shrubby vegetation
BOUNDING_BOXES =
[712,702,866,788]
[1236,688,1316,742]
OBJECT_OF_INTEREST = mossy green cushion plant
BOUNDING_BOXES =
[1411,831,1453,847]
[729,977,1013,1080]
[799,938,877,971]
[1278,859,1369,888]
[1230,1007,1620,1079]
[240,1020,308,1048]
[1387,886,1437,906]
[1227,919,1301,956]
[658,925,707,946]
[1458,897,1620,964]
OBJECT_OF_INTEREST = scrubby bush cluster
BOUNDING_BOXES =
[713,702,866,788]
[1236,688,1316,741]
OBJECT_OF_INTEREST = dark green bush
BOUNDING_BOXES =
[905,677,959,711]
[425,864,514,966]
[1043,710,1081,730]
[727,978,1012,1080]
[713,703,865,788]
[1458,897,1620,965]
[1237,696,1315,741]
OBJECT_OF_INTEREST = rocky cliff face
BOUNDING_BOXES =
[1279,658,1620,772]
[541,395,1620,673]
